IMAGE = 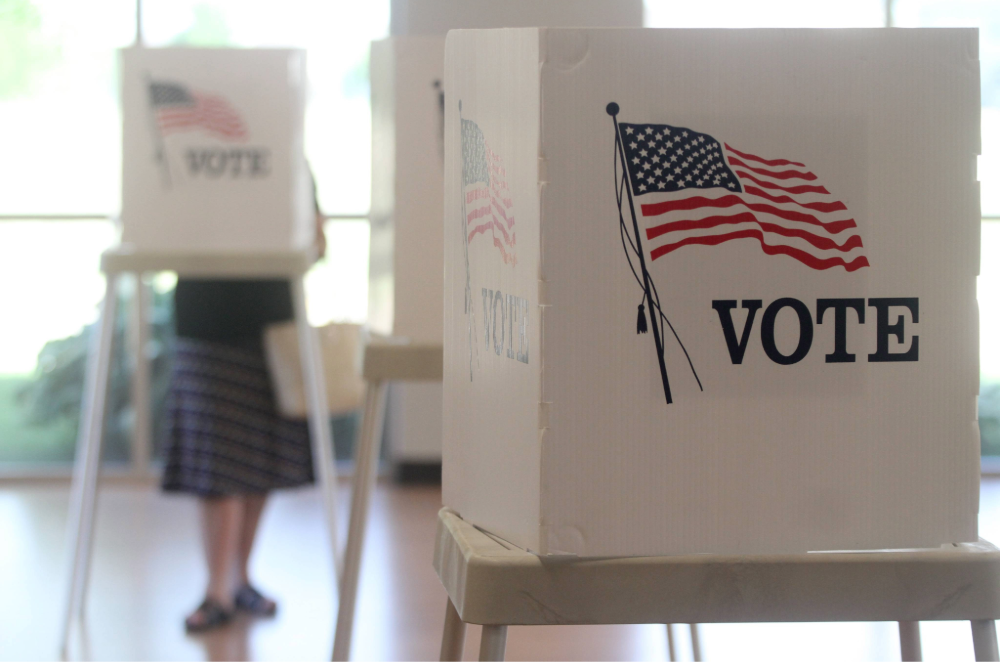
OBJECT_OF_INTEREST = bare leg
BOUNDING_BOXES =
[232,493,277,615]
[186,496,242,630]
[237,494,267,585]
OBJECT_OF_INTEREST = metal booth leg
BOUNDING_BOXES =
[665,624,676,661]
[60,273,120,655]
[290,278,341,579]
[440,597,468,661]
[332,378,389,661]
[972,620,999,661]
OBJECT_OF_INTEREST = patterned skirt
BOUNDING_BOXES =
[161,338,314,497]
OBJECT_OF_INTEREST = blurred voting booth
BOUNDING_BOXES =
[63,47,340,652]
[121,47,313,252]
[369,0,643,468]
[443,28,981,556]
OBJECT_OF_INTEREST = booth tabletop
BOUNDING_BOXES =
[433,508,1000,626]
[362,342,443,382]
[100,245,316,278]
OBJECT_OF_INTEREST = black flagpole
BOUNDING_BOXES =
[607,102,672,405]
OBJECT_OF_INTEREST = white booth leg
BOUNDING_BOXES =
[332,379,389,661]
[440,597,467,661]
[899,621,922,661]
[689,623,702,662]
[972,620,999,661]
[478,625,508,662]
[128,276,153,477]
[60,274,119,655]
[291,278,341,581]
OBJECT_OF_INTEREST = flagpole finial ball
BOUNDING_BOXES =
[606,102,619,116]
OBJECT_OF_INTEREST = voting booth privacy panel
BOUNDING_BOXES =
[369,37,448,463]
[369,1,643,463]
[120,47,312,252]
[443,28,981,557]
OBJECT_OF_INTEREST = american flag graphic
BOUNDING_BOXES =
[618,122,869,272]
[148,81,248,141]
[462,118,516,265]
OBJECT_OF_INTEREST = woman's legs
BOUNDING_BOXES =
[201,496,244,605]
[186,496,243,630]
[232,494,278,615]
[237,494,267,586]
[188,493,275,629]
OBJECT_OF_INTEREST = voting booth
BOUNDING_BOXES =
[120,47,313,252]
[369,0,643,466]
[62,47,339,654]
[443,28,981,557]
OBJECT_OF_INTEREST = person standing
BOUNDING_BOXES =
[161,198,327,633]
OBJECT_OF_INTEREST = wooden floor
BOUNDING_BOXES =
[2,478,999,661]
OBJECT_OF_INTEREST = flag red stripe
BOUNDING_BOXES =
[468,213,514,247]
[468,222,492,241]
[490,214,514,246]
[491,197,515,229]
[158,117,246,139]
[641,195,857,234]
[158,109,243,125]
[724,144,805,168]
[727,157,817,181]
[490,234,516,265]
[467,189,490,203]
[735,170,830,195]
[466,206,492,223]
[159,121,244,136]
[649,228,871,271]
[645,212,864,252]
[743,185,847,213]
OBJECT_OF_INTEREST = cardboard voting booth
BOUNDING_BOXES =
[443,28,981,557]
[369,37,448,464]
[370,1,644,464]
[120,47,312,252]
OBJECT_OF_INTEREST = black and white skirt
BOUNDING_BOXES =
[161,338,314,497]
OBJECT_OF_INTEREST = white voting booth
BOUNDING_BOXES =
[443,28,981,557]
[435,27,996,661]
[60,47,339,652]
[368,0,644,469]
[333,3,647,660]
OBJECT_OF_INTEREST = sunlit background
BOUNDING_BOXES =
[0,0,998,468]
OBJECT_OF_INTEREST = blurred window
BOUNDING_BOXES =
[0,0,135,215]
[0,221,122,465]
[0,1,385,469]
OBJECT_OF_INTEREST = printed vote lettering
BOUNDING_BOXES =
[185,148,271,178]
[713,297,918,365]
[482,288,529,364]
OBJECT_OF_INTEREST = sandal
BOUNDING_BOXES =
[184,597,232,633]
[234,584,278,617]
